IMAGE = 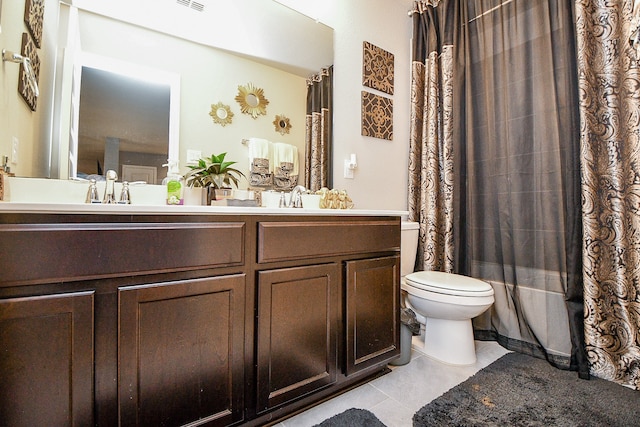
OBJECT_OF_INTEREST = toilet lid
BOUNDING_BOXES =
[404,271,494,297]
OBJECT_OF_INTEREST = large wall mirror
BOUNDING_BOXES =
[50,0,333,182]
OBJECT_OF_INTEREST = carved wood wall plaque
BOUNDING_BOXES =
[24,0,45,48]
[18,33,40,112]
[362,41,394,95]
[361,91,393,141]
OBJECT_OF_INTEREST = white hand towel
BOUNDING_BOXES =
[272,142,298,176]
[248,138,273,172]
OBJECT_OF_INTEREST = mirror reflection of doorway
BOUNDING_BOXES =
[77,66,170,184]
[121,164,158,184]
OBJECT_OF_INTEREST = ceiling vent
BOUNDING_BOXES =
[176,0,205,12]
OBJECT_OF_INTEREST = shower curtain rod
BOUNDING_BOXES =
[407,0,515,22]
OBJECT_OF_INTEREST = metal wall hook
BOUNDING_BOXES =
[2,49,23,63]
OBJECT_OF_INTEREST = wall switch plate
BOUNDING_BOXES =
[344,159,354,179]
[187,149,202,164]
[11,137,19,165]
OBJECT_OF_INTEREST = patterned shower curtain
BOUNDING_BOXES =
[575,0,640,389]
[408,1,456,273]
[409,0,588,378]
[305,66,333,192]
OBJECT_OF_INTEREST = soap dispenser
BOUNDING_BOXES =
[162,159,184,205]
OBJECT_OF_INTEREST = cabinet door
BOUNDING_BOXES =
[118,275,245,427]
[345,256,400,375]
[256,263,339,412]
[0,291,95,427]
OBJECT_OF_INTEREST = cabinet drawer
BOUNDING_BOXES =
[257,220,399,263]
[0,222,245,286]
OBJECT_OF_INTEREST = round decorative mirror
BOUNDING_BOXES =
[209,102,234,126]
[235,83,269,119]
[273,114,292,135]
[246,94,259,107]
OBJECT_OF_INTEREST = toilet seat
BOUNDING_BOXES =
[404,271,493,297]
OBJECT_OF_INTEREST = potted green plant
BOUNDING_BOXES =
[184,152,245,205]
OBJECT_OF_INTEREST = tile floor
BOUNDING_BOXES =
[277,334,511,427]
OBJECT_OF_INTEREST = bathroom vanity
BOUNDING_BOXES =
[0,205,402,426]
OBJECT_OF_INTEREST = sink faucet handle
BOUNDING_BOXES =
[293,191,303,208]
[119,181,131,204]
[85,179,100,204]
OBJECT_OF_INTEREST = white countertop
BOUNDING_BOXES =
[0,177,408,217]
[0,202,408,217]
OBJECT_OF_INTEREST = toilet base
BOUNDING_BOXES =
[423,317,476,366]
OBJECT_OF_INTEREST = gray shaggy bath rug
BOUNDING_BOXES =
[314,408,386,426]
[414,352,639,426]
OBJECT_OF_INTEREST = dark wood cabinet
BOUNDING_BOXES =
[345,256,401,375]
[0,212,400,427]
[0,291,94,427]
[118,275,246,427]
[256,263,340,412]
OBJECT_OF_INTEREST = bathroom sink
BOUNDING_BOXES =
[4,176,165,205]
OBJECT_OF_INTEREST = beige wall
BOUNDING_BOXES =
[321,0,413,211]
[1,0,413,210]
[0,0,58,177]
[76,11,307,190]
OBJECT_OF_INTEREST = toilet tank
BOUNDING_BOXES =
[401,221,420,277]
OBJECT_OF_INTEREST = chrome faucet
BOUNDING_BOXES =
[288,185,306,208]
[103,170,118,204]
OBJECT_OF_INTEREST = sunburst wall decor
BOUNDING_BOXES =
[209,102,234,126]
[235,83,269,119]
[362,41,394,95]
[273,114,292,135]
[361,91,393,141]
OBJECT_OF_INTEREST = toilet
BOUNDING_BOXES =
[401,221,494,365]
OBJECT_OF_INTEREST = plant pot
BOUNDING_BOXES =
[184,187,206,205]
[207,187,234,205]
[215,188,234,200]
